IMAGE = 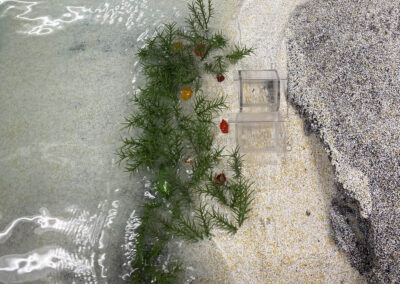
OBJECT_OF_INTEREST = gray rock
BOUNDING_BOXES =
[287,0,400,282]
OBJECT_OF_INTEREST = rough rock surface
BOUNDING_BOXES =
[287,0,400,282]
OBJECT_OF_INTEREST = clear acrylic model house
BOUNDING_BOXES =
[234,70,286,164]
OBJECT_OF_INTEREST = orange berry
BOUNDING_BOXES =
[181,87,193,100]
[172,41,183,52]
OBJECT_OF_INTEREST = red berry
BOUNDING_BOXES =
[194,43,206,57]
[220,119,229,134]
[216,74,225,82]
[216,173,226,185]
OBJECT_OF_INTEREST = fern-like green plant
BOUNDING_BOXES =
[118,1,254,282]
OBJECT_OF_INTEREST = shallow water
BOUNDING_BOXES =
[0,0,202,282]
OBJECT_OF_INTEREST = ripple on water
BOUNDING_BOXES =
[0,197,138,283]
[0,0,185,35]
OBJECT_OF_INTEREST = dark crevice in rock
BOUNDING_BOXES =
[331,184,375,274]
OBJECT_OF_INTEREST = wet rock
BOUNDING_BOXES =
[287,0,400,282]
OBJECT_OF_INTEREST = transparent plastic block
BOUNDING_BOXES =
[235,112,285,153]
[230,69,288,164]
[236,70,280,112]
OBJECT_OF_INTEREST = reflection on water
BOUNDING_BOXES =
[0,246,94,283]
[0,0,89,35]
[0,0,182,35]
[0,197,137,283]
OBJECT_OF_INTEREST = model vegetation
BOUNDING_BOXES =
[118,0,253,282]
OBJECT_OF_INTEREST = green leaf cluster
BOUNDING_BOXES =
[118,1,254,282]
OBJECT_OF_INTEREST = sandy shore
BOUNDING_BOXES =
[179,0,366,282]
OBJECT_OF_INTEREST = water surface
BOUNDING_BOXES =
[0,0,189,282]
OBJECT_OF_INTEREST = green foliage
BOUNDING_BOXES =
[226,45,254,64]
[130,204,182,284]
[204,56,227,75]
[165,214,205,242]
[193,93,227,123]
[229,177,254,226]
[211,206,238,234]
[228,146,244,179]
[195,202,214,238]
[197,173,229,205]
[118,1,254,282]
[187,0,214,33]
